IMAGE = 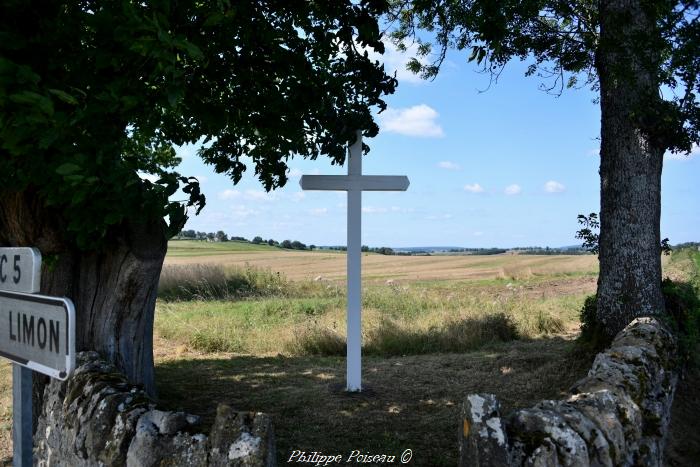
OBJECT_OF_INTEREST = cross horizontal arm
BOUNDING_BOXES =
[300,175,410,191]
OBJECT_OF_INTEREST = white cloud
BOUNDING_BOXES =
[219,189,278,202]
[361,39,428,85]
[464,183,485,193]
[138,172,160,183]
[243,190,278,202]
[230,205,257,220]
[665,144,699,161]
[219,189,241,200]
[544,180,565,193]
[504,184,522,195]
[390,206,414,213]
[291,192,306,202]
[438,161,461,171]
[426,213,453,220]
[310,208,328,216]
[362,206,388,214]
[384,41,428,84]
[473,231,484,237]
[378,105,444,138]
[287,168,303,180]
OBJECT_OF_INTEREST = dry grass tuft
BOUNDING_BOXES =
[158,263,292,301]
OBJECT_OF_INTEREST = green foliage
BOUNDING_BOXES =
[576,294,612,352]
[0,1,396,249]
[389,0,698,152]
[662,277,700,366]
[578,274,700,362]
[575,213,600,255]
[575,212,672,255]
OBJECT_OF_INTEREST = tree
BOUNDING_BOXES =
[0,0,396,393]
[181,229,196,239]
[215,230,228,242]
[391,0,698,338]
[281,240,293,249]
[252,236,264,244]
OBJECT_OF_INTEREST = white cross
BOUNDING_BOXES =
[300,131,409,392]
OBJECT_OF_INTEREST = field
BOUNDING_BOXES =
[1,242,698,465]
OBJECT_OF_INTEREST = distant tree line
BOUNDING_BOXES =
[448,247,508,255]
[316,245,396,255]
[512,247,591,256]
[175,230,316,250]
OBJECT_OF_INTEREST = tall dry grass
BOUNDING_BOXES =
[158,263,293,300]
[155,266,581,357]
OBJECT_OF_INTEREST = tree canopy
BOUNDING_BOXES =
[390,0,698,153]
[0,0,396,249]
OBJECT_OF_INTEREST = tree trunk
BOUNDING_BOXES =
[0,190,166,396]
[595,0,665,338]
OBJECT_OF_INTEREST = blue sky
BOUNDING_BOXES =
[170,43,699,248]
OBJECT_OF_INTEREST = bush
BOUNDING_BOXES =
[578,278,700,362]
[576,294,612,354]
[662,278,700,366]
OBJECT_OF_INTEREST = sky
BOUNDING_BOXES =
[169,42,699,249]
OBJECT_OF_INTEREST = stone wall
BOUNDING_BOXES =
[459,317,678,467]
[34,351,276,466]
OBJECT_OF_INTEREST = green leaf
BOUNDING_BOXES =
[9,91,54,115]
[55,163,81,175]
[48,88,78,105]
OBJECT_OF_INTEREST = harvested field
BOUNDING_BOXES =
[166,249,600,283]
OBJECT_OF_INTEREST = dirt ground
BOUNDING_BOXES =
[153,334,589,466]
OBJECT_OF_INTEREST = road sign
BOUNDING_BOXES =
[0,247,76,466]
[0,247,41,293]
[0,290,76,379]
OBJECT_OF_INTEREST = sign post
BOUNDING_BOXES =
[300,132,409,392]
[0,247,75,466]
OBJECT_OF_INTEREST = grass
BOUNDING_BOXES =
[158,263,299,301]
[2,251,696,465]
[167,239,281,257]
[156,263,585,357]
[153,337,589,466]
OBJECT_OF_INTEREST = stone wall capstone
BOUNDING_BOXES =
[34,351,276,466]
[459,317,678,467]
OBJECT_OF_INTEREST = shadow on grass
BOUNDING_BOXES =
[155,335,587,466]
[291,313,525,357]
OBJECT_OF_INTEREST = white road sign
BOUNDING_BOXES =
[0,248,41,293]
[0,290,75,380]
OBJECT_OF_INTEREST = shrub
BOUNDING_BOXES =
[662,278,700,366]
[578,277,700,363]
[576,294,612,353]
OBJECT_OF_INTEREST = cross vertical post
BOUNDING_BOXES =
[300,131,409,392]
[346,132,362,391]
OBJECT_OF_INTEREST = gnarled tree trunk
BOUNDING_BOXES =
[0,190,166,396]
[595,0,665,338]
